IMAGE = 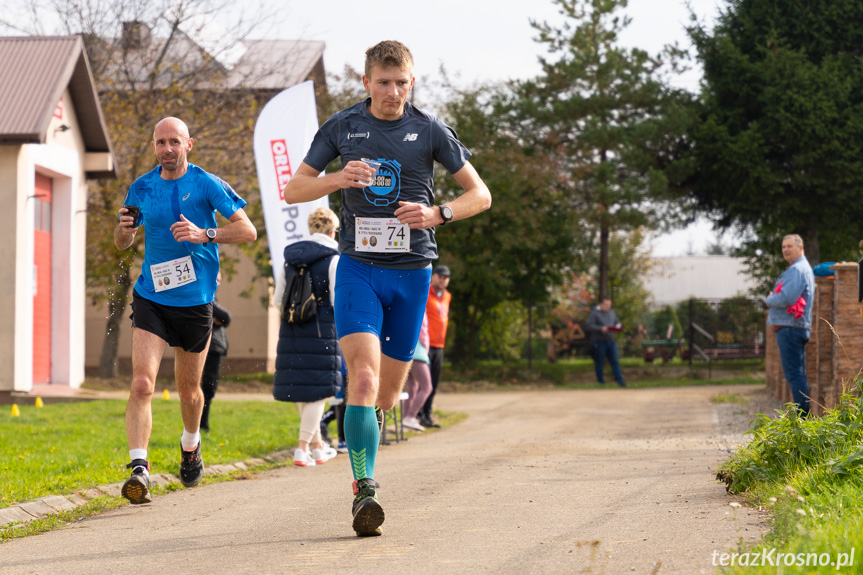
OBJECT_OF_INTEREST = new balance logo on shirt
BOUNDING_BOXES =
[403,133,418,141]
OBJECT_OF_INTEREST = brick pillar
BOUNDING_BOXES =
[813,276,834,416]
[832,263,863,409]
[780,343,792,405]
[805,320,818,416]
[764,321,776,396]
[765,321,788,403]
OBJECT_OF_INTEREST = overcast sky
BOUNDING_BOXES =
[270,0,724,91]
[268,0,728,256]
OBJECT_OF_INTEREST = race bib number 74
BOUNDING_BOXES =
[150,255,197,292]
[355,217,410,252]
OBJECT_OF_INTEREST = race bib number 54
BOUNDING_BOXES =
[355,217,410,252]
[150,255,197,292]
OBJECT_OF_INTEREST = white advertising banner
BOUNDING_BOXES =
[253,80,328,281]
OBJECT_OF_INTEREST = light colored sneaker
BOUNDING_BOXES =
[311,444,338,464]
[293,448,316,467]
[402,417,425,432]
[336,440,348,454]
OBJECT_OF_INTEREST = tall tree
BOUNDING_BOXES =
[518,0,691,300]
[433,84,584,364]
[683,0,863,266]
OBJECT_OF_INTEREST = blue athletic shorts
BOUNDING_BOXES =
[334,256,432,362]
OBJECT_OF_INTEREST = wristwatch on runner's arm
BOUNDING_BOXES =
[439,204,453,225]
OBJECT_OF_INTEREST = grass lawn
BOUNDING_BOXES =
[1,398,299,508]
[716,382,863,573]
[442,357,765,388]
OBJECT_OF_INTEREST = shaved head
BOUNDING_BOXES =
[153,117,190,140]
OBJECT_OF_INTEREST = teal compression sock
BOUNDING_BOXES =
[345,405,379,480]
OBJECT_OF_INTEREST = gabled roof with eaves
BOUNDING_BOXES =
[0,35,115,178]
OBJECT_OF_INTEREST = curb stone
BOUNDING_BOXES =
[0,454,292,529]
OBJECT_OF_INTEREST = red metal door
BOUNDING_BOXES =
[33,173,52,384]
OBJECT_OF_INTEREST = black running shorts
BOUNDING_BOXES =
[130,290,213,353]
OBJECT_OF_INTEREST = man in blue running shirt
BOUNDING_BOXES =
[114,117,256,505]
[284,40,491,537]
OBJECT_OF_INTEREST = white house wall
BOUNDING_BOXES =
[0,146,21,395]
[10,88,89,392]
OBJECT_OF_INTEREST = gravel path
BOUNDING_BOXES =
[0,384,778,575]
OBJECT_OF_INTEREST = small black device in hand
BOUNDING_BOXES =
[123,205,140,226]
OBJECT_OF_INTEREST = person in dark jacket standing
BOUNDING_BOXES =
[586,299,626,387]
[273,207,341,467]
[200,273,229,432]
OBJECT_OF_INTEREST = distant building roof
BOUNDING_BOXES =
[227,40,326,90]
[644,256,758,308]
[0,35,115,177]
[95,22,326,92]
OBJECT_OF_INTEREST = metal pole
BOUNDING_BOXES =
[688,298,694,369]
[528,305,533,369]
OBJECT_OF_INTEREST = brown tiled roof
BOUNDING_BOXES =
[0,35,115,178]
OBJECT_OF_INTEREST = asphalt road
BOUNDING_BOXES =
[0,385,773,575]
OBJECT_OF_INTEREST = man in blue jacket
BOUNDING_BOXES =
[766,234,815,417]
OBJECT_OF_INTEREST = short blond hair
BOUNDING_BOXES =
[308,207,339,235]
[365,40,413,77]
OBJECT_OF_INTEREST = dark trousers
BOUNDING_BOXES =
[419,346,445,420]
[775,326,811,416]
[321,402,347,442]
[591,340,625,386]
[200,352,224,430]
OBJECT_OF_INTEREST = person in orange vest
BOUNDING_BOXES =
[418,265,451,428]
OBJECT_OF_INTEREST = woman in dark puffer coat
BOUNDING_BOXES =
[273,207,342,467]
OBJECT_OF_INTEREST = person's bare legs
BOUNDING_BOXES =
[378,355,411,410]
[126,328,167,450]
[340,332,412,536]
[175,340,209,436]
[341,333,381,406]
[403,362,432,420]
[122,328,167,503]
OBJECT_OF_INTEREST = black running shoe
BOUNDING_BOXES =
[352,478,384,536]
[179,442,204,487]
[419,414,441,428]
[121,459,152,504]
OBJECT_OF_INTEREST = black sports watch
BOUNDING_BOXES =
[206,228,217,243]
[439,204,453,225]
